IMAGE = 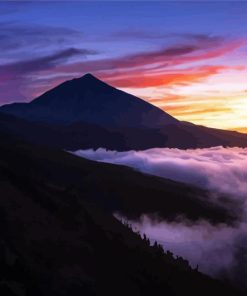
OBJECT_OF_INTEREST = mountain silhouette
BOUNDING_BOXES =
[1,73,247,150]
[0,73,177,127]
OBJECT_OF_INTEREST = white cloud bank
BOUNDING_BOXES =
[115,214,247,287]
[72,147,247,289]
[73,146,247,197]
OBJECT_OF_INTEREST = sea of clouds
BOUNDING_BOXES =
[73,146,247,197]
[73,147,247,289]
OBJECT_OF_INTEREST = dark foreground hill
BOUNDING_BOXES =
[0,133,234,223]
[0,134,242,296]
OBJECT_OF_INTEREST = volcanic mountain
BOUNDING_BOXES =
[0,73,177,127]
[1,73,247,150]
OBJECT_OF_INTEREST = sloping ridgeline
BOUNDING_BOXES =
[0,133,243,296]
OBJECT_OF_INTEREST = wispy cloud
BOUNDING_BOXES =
[48,35,245,89]
[110,31,224,45]
[103,65,234,88]
[0,48,95,76]
[0,22,83,61]
[0,47,96,104]
[120,214,247,291]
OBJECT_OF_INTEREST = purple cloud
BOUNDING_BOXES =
[0,48,96,104]
[0,25,244,105]
[0,22,83,60]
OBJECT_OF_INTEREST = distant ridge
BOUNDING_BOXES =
[0,73,178,127]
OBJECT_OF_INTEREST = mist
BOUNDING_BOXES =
[73,146,247,197]
[73,147,247,289]
[114,213,247,289]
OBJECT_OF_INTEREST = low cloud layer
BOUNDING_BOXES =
[115,214,247,287]
[73,146,247,197]
[74,147,247,290]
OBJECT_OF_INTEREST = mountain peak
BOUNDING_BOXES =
[72,73,108,89]
[78,73,99,82]
[82,73,97,79]
[77,73,104,84]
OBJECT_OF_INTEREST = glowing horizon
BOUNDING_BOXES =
[0,1,247,132]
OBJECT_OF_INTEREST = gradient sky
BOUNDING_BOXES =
[1,1,247,132]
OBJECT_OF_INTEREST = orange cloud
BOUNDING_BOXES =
[103,65,231,88]
[232,127,247,134]
[166,106,233,117]
[49,37,245,86]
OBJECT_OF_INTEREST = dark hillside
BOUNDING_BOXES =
[0,133,234,223]
[0,136,242,295]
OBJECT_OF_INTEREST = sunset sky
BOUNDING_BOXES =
[1,1,247,132]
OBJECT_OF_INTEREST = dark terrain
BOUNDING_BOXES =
[0,133,243,296]
[0,73,245,295]
[0,133,234,223]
